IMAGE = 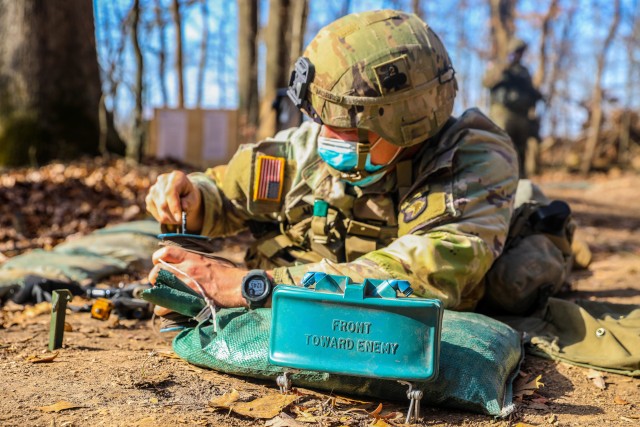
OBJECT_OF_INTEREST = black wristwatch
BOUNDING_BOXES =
[241,270,274,309]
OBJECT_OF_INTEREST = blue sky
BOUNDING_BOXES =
[93,0,639,138]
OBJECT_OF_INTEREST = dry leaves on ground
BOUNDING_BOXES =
[587,369,607,390]
[36,400,83,413]
[514,373,545,400]
[26,351,59,363]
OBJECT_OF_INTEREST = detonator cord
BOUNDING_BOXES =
[157,259,218,333]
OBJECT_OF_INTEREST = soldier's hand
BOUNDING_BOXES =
[148,246,248,308]
[145,171,203,232]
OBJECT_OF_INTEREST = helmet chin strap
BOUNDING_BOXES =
[330,130,405,184]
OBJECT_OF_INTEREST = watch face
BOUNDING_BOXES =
[246,278,267,299]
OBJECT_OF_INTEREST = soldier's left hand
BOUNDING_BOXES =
[148,246,248,308]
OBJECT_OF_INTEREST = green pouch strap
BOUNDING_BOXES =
[141,269,206,318]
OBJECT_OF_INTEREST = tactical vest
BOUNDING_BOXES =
[244,156,415,270]
[242,119,457,271]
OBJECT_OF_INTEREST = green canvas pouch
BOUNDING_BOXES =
[500,298,640,377]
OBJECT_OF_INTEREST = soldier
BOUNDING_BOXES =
[146,10,519,313]
[483,38,543,178]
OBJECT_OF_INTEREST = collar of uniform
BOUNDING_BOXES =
[301,157,331,190]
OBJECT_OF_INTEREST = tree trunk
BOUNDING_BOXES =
[0,0,103,166]
[216,1,228,107]
[196,0,209,108]
[172,0,185,108]
[580,0,621,174]
[488,0,516,62]
[289,0,308,68]
[130,0,144,162]
[257,0,291,141]
[620,0,640,165]
[237,0,259,144]
[546,3,576,138]
[533,0,558,89]
[155,0,169,107]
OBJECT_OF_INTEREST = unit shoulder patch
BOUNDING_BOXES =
[398,190,448,236]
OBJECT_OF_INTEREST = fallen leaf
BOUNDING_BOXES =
[231,393,298,419]
[591,376,606,390]
[370,419,390,427]
[369,403,383,418]
[547,414,558,423]
[291,405,320,423]
[27,351,59,363]
[514,423,537,427]
[25,302,53,317]
[149,397,158,404]
[294,387,370,405]
[64,322,73,332]
[208,389,240,409]
[266,412,305,427]
[37,400,82,413]
[532,396,549,404]
[587,369,604,379]
[613,395,629,405]
[528,402,549,411]
[514,374,544,398]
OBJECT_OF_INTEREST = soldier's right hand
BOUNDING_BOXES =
[145,171,204,232]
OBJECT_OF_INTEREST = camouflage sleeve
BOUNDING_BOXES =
[188,149,253,237]
[273,130,518,311]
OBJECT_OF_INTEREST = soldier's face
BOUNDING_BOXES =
[320,125,402,166]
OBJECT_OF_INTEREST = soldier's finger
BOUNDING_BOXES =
[165,190,183,224]
[154,305,173,317]
[148,264,161,285]
[152,246,187,264]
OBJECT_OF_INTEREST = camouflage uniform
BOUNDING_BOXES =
[483,41,542,178]
[186,11,519,311]
[189,110,517,311]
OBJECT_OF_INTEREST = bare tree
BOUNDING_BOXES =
[196,0,210,107]
[257,0,292,140]
[619,0,640,165]
[533,0,559,89]
[412,0,424,18]
[155,0,169,107]
[289,0,308,66]
[580,0,621,174]
[130,0,145,162]
[488,0,516,62]
[238,0,259,143]
[216,1,229,107]
[172,0,185,108]
[96,2,128,156]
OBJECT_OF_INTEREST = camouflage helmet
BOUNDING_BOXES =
[287,10,457,147]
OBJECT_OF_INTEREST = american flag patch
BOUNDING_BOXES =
[253,155,285,202]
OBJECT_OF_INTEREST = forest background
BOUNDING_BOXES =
[1,0,638,174]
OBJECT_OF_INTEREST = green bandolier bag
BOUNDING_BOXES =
[501,298,640,377]
[143,270,523,417]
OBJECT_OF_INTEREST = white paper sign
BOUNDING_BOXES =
[156,110,187,160]
[202,110,229,164]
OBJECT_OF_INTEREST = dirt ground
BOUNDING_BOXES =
[1,167,639,427]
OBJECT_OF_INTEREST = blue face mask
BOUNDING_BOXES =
[317,136,384,173]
